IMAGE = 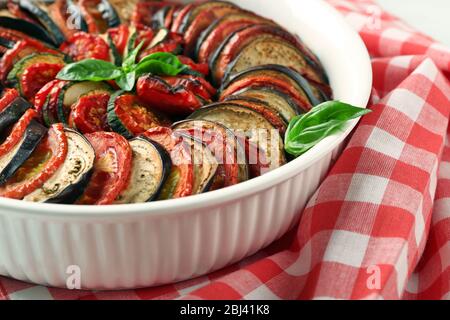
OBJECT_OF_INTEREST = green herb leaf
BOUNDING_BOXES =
[123,41,145,69]
[285,101,371,157]
[57,59,122,81]
[134,52,188,77]
[116,71,136,91]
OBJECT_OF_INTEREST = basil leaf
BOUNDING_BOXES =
[57,59,122,81]
[135,60,187,77]
[285,101,371,157]
[116,71,136,91]
[135,52,188,76]
[123,41,145,69]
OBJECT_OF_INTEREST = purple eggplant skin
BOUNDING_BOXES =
[44,129,95,204]
[0,96,31,135]
[0,16,57,47]
[220,64,322,106]
[134,136,173,202]
[0,120,47,186]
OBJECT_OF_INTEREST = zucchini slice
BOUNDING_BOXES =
[226,86,301,122]
[24,129,96,203]
[107,91,168,139]
[18,0,66,46]
[176,133,219,194]
[115,137,171,204]
[57,81,111,124]
[0,119,47,185]
[152,6,172,29]
[6,53,67,89]
[0,96,31,134]
[0,16,56,46]
[188,102,286,172]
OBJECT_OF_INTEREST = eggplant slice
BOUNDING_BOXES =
[226,86,301,121]
[176,133,219,194]
[115,136,171,204]
[0,96,31,134]
[0,120,47,185]
[173,119,249,186]
[0,16,57,47]
[221,64,323,109]
[188,102,286,172]
[18,0,66,46]
[24,129,95,203]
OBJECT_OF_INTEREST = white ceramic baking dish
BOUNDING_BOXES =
[0,0,372,290]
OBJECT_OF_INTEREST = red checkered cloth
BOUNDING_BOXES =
[1,0,450,300]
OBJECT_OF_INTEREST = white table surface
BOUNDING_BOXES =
[376,0,450,46]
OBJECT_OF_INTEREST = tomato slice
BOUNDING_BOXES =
[34,80,61,116]
[0,88,19,113]
[133,24,154,51]
[0,124,68,199]
[79,0,108,34]
[77,132,132,205]
[0,109,37,158]
[132,2,169,26]
[163,75,216,101]
[142,127,193,199]
[0,39,60,81]
[175,127,240,189]
[69,92,110,134]
[136,75,203,116]
[178,56,209,77]
[20,62,64,102]
[60,32,110,61]
[107,25,129,55]
[139,42,181,59]
[113,93,169,136]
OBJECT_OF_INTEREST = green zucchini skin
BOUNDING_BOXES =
[0,120,47,186]
[6,53,67,89]
[18,0,66,46]
[56,81,112,125]
[42,95,58,127]
[0,16,56,47]
[0,97,31,135]
[107,33,122,66]
[107,90,134,139]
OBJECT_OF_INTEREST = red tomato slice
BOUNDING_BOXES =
[134,24,154,51]
[0,39,60,81]
[0,109,37,158]
[60,32,110,61]
[139,42,181,60]
[77,132,132,205]
[34,80,64,116]
[142,127,193,199]
[113,93,169,136]
[136,75,203,116]
[107,25,129,55]
[0,88,19,113]
[79,0,108,34]
[69,92,111,134]
[178,55,209,77]
[20,62,64,102]
[162,75,216,101]
[0,124,69,199]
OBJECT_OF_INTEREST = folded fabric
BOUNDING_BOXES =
[1,0,449,300]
